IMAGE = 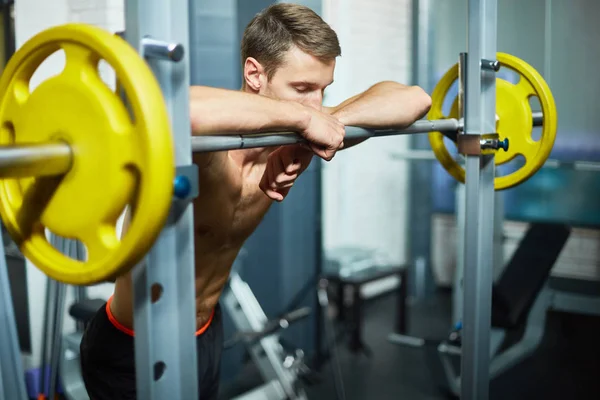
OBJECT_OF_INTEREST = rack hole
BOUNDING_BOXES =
[151,283,163,304]
[154,361,166,381]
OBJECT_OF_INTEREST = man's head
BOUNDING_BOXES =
[240,3,341,109]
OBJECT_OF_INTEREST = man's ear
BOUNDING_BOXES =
[243,57,265,92]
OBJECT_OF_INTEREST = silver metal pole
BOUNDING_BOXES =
[0,109,543,179]
[0,119,457,177]
[532,111,543,127]
[0,142,72,177]
[125,0,198,399]
[0,239,29,400]
[191,119,460,152]
[193,111,541,154]
[460,0,497,399]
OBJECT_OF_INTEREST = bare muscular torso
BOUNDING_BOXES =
[111,148,273,331]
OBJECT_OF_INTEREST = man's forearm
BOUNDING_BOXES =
[189,86,310,136]
[330,81,432,130]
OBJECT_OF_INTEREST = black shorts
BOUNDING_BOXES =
[80,299,223,400]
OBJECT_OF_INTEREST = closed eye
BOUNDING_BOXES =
[293,85,311,93]
[291,80,334,94]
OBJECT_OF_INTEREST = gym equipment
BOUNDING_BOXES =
[0,233,73,400]
[0,226,28,400]
[323,247,406,355]
[0,0,558,399]
[190,119,458,152]
[222,272,347,400]
[0,25,550,288]
[217,250,343,399]
[0,23,175,286]
[446,2,506,398]
[37,261,67,400]
[428,53,557,190]
[222,270,311,400]
[433,223,600,397]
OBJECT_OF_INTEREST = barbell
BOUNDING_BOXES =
[428,52,557,190]
[0,24,174,285]
[0,23,557,285]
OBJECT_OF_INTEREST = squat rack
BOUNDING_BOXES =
[0,0,501,399]
[125,0,499,398]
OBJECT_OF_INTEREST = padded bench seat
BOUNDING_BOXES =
[491,222,571,330]
[69,298,106,324]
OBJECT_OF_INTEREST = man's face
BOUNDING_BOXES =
[260,47,335,110]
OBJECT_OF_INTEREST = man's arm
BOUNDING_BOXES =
[189,86,311,135]
[189,86,344,161]
[323,81,432,149]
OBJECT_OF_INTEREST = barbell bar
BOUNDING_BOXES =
[191,111,543,153]
[0,143,72,178]
[0,112,545,179]
[192,118,460,153]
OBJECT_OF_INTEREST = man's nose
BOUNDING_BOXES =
[303,91,323,110]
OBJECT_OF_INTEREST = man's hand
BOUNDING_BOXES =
[260,145,314,202]
[298,106,345,161]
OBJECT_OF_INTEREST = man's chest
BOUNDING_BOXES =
[192,158,271,247]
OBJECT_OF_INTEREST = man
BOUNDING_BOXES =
[80,3,431,400]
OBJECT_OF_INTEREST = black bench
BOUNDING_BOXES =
[426,222,572,396]
[325,264,406,354]
[491,222,572,330]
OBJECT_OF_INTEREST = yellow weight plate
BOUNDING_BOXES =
[0,24,174,285]
[428,63,464,183]
[428,53,558,190]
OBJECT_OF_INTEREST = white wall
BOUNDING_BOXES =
[321,0,413,265]
[15,0,124,369]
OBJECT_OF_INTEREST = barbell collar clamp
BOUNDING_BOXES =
[481,58,500,72]
[142,36,184,62]
[457,133,501,156]
[480,137,509,152]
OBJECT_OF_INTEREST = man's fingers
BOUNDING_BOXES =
[262,178,283,201]
[270,154,295,187]
[310,144,332,161]
[270,191,284,202]
[276,180,295,189]
[300,107,345,161]
[278,186,291,199]
[275,151,292,181]
[261,144,315,201]
[260,174,279,201]
[267,158,277,189]
[285,158,301,174]
[275,172,297,186]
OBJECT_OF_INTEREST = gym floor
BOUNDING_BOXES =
[219,289,600,400]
